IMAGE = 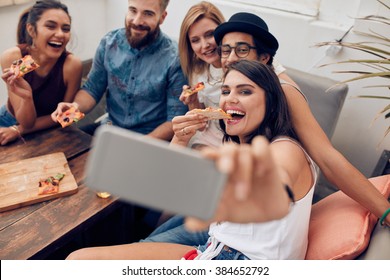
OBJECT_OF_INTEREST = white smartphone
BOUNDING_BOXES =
[85,125,227,220]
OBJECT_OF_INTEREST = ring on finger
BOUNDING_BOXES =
[181,127,189,135]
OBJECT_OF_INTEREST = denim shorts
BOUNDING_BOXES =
[197,243,250,260]
[141,215,210,246]
[0,105,17,127]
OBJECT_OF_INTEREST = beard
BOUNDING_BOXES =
[125,21,160,49]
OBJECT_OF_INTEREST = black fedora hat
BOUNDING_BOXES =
[214,12,279,56]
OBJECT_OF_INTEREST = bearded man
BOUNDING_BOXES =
[51,0,187,237]
[52,0,187,140]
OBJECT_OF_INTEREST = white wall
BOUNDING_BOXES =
[0,0,388,177]
[105,0,127,31]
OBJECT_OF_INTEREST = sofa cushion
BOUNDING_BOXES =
[305,175,390,260]
[286,67,348,139]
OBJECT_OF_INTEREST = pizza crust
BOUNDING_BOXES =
[190,107,232,120]
[183,82,205,97]
[10,55,40,77]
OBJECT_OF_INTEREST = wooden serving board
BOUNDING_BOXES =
[0,152,78,212]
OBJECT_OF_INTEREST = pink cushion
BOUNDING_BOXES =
[305,175,390,260]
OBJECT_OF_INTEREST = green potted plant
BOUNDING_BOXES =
[315,0,389,141]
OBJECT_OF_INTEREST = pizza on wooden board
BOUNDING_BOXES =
[190,107,232,120]
[38,173,65,195]
[183,82,205,97]
[57,107,85,128]
[10,55,40,77]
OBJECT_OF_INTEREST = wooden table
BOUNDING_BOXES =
[0,126,133,260]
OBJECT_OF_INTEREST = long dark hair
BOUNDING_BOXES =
[219,60,297,144]
[17,0,70,45]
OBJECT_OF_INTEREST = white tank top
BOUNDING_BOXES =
[200,137,318,260]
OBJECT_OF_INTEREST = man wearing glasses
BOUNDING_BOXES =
[215,12,297,86]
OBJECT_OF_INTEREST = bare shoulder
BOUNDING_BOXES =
[270,138,305,158]
[64,54,82,71]
[278,72,299,88]
[270,138,313,197]
[63,54,82,78]
[281,83,310,112]
[0,47,22,70]
[281,82,304,98]
[270,138,308,173]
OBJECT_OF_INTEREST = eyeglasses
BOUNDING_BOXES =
[217,43,257,58]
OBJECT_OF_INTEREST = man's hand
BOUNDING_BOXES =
[51,102,80,123]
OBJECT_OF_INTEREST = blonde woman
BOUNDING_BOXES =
[177,1,295,149]
[177,1,225,148]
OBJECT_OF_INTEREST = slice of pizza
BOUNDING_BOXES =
[190,107,232,120]
[38,173,65,195]
[10,55,40,78]
[57,107,85,128]
[183,82,205,97]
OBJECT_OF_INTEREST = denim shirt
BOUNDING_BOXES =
[82,28,188,134]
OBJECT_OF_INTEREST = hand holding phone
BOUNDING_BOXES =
[85,125,226,220]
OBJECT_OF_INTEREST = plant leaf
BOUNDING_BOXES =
[356,95,390,100]
[378,126,390,147]
[331,72,390,85]
[315,41,390,58]
[377,103,390,114]
[316,0,389,140]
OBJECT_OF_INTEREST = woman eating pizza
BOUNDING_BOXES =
[0,0,82,145]
[66,60,317,260]
[144,5,390,245]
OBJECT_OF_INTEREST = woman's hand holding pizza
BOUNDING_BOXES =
[171,112,208,147]
[2,68,33,100]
